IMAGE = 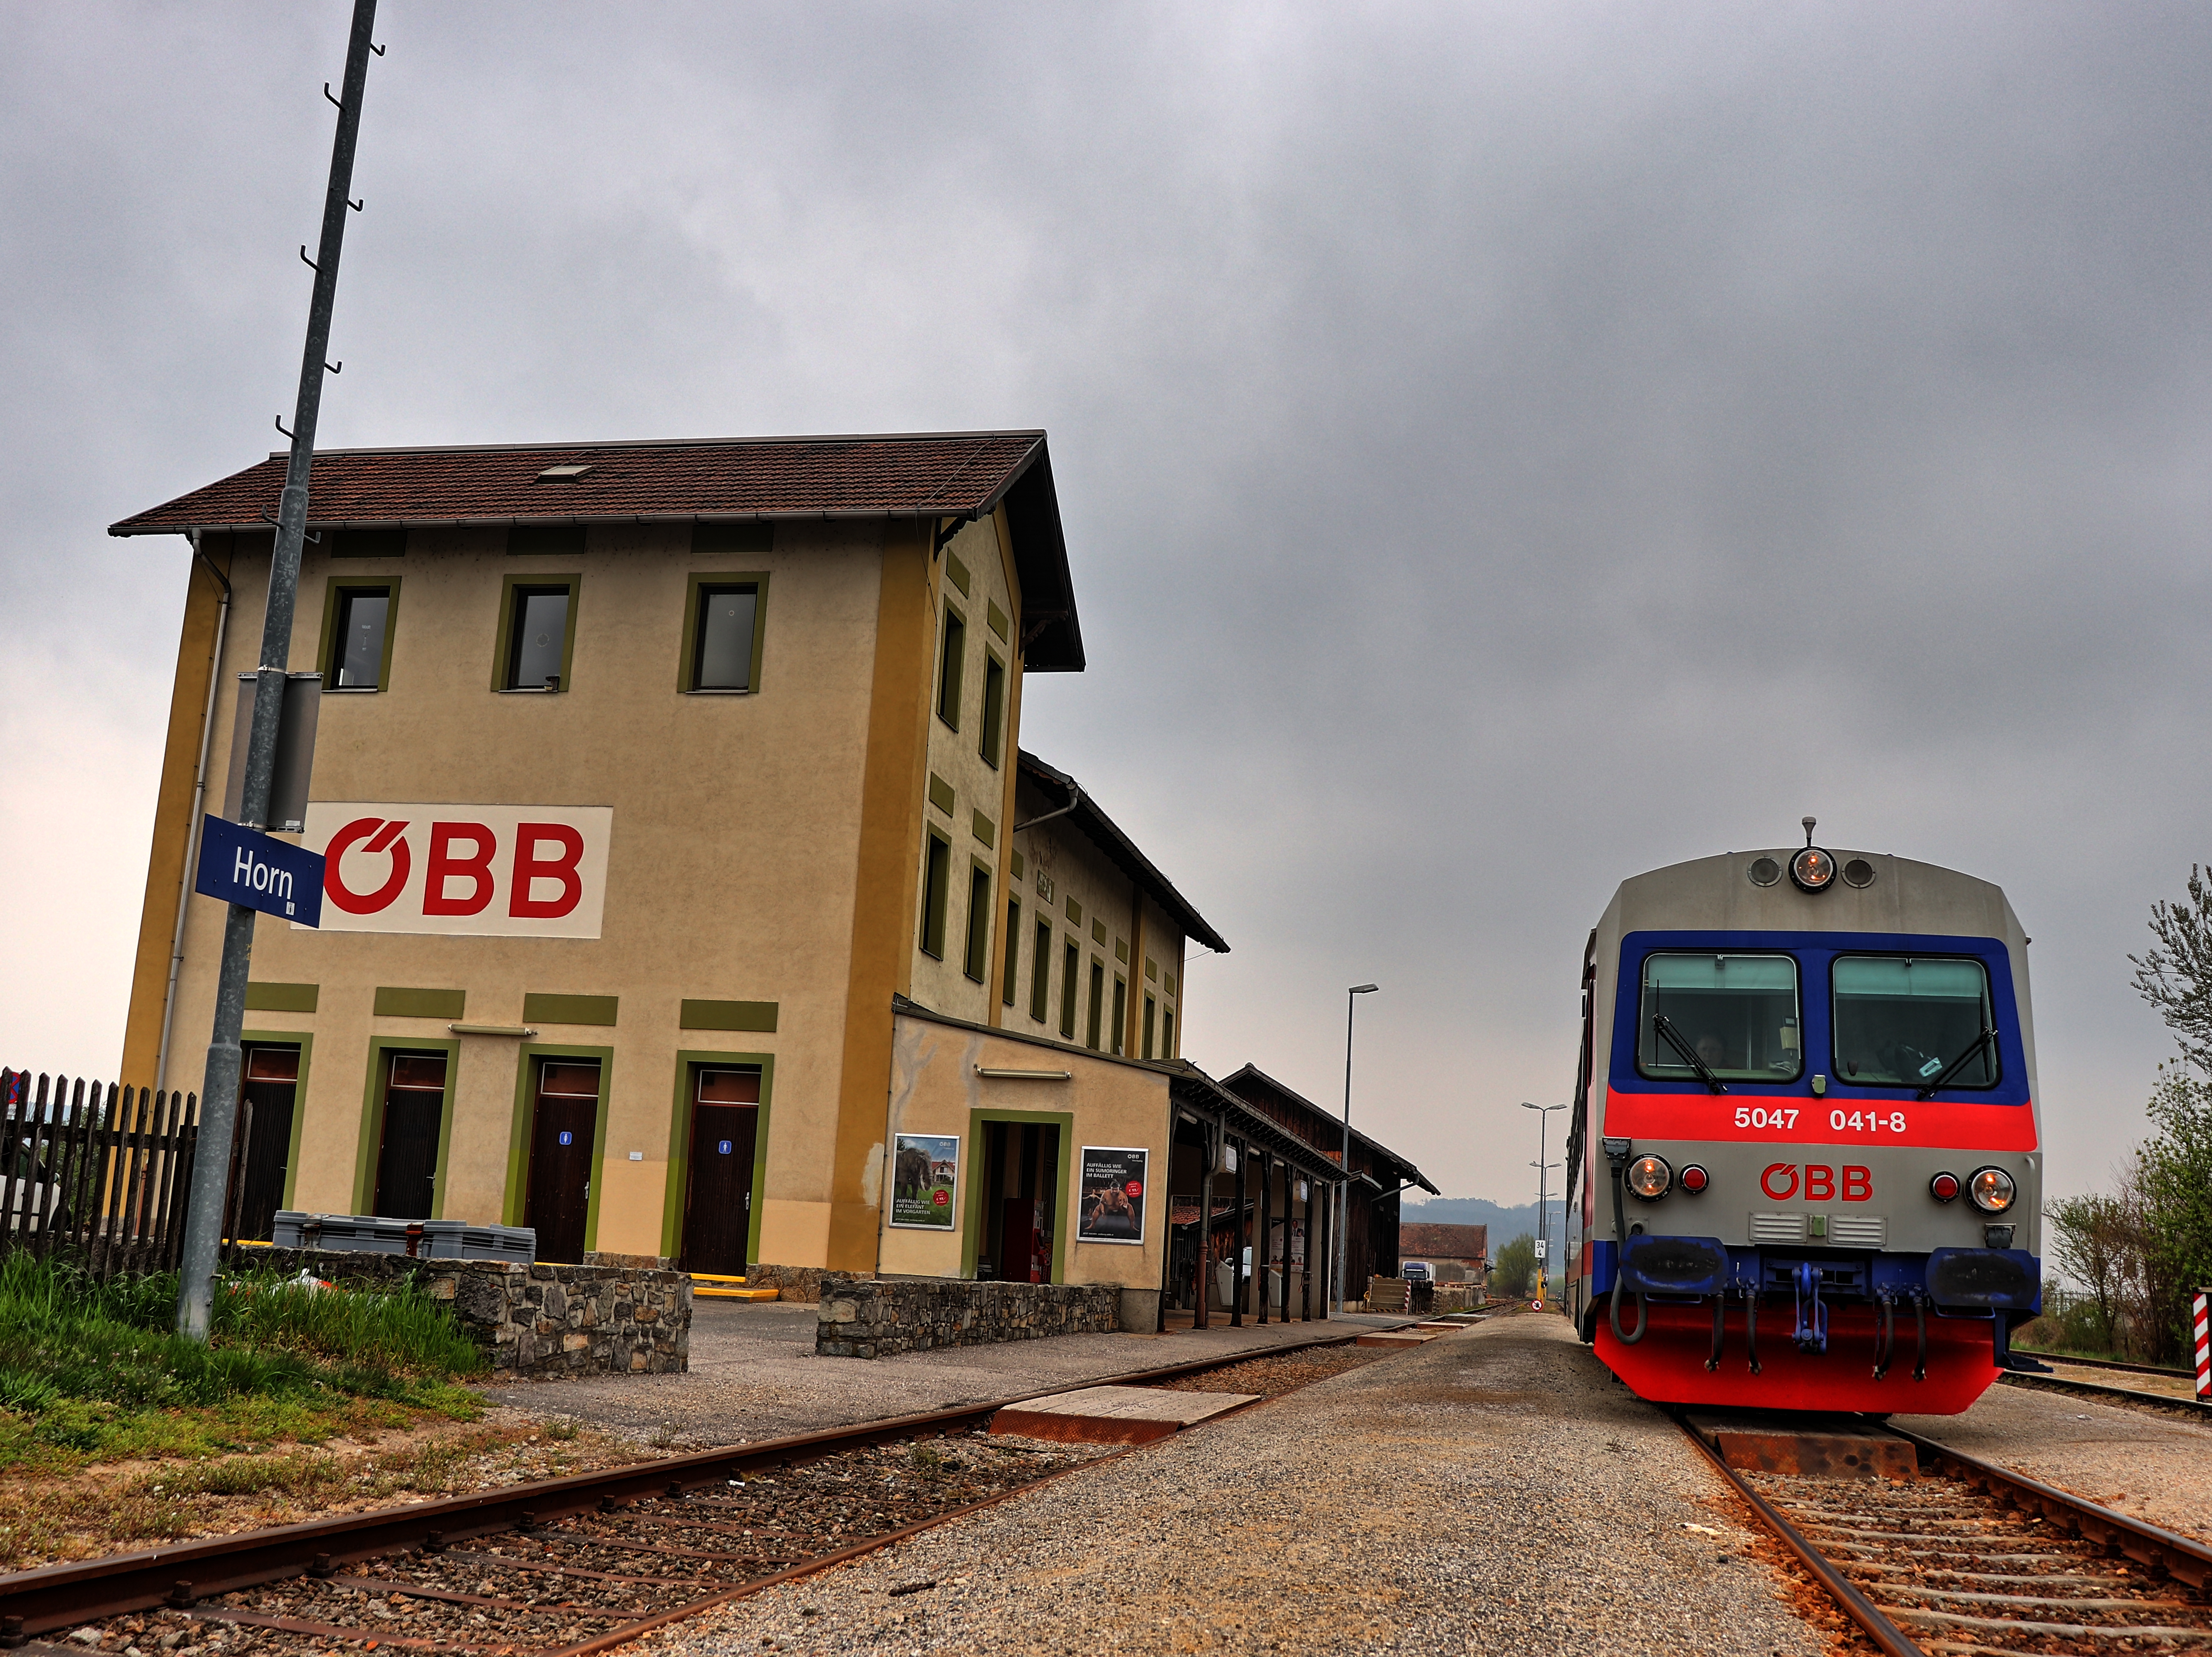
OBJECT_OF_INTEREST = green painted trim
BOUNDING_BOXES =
[491,572,582,692]
[971,809,995,848]
[986,599,1008,641]
[957,1108,1075,1283]
[1091,918,1107,946]
[1065,896,1082,925]
[502,1043,616,1251]
[927,773,956,816]
[373,986,465,1019]
[1010,849,1025,880]
[350,1037,461,1217]
[979,650,1006,769]
[659,1049,776,1261]
[919,828,952,960]
[523,992,619,1026]
[936,603,966,731]
[944,549,971,597]
[1145,957,1158,981]
[676,570,770,694]
[245,981,318,1013]
[1002,897,1023,1007]
[1114,938,1128,964]
[241,1028,315,1211]
[963,856,994,983]
[316,574,401,691]
[679,998,778,1033]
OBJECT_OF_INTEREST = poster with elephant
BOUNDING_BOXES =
[889,1133,960,1229]
[1077,1146,1148,1244]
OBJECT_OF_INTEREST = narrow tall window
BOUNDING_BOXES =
[1142,994,1157,1060]
[1003,899,1022,1005]
[1162,1008,1174,1058]
[331,587,390,689]
[1060,941,1079,1038]
[1111,976,1127,1056]
[692,584,758,690]
[507,586,570,690]
[1086,961,1105,1050]
[936,606,966,729]
[1031,919,1052,1021]
[963,863,993,982]
[980,654,1006,767]
[919,832,951,959]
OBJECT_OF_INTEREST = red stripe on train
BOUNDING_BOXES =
[1602,1089,2038,1152]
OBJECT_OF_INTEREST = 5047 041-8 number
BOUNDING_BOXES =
[1829,1108,1908,1134]
[1732,1106,1799,1129]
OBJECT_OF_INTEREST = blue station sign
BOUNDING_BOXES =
[195,814,326,927]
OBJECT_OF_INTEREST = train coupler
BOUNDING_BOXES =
[1791,1260,1829,1356]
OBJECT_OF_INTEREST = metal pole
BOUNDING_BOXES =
[176,0,379,1339]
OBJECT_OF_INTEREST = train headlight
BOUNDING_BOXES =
[1928,1171,1960,1203]
[1967,1166,2016,1214]
[1791,846,1836,892]
[1679,1164,1709,1194]
[1626,1154,1673,1201]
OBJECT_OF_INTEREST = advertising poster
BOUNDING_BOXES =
[889,1133,959,1229]
[1078,1146,1148,1244]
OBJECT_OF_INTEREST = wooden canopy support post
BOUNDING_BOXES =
[1196,1122,1214,1330]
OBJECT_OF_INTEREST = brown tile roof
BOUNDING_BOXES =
[1398,1222,1488,1263]
[109,430,1084,669]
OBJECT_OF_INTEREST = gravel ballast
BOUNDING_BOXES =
[647,1315,1822,1656]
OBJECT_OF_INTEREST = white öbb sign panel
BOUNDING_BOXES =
[300,803,613,938]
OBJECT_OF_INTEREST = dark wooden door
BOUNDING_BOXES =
[1000,1196,1037,1284]
[237,1045,299,1241]
[527,1061,601,1262]
[373,1052,447,1220]
[683,1063,760,1275]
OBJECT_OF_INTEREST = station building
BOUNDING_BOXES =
[109,431,1386,1326]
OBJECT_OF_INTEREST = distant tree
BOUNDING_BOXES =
[2135,1064,2212,1364]
[1493,1233,1537,1298]
[2130,865,2212,1073]
[2044,1191,2129,1350]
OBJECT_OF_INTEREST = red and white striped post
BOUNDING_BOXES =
[2195,1289,2211,1402]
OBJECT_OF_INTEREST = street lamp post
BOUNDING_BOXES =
[1521,1101,1565,1302]
[1337,983,1379,1314]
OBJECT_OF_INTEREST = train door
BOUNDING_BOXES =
[236,1044,300,1241]
[525,1060,602,1262]
[682,1065,758,1274]
[373,1051,447,1220]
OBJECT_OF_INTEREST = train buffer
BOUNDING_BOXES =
[1683,1409,1918,1481]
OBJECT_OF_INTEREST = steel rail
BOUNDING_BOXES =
[0,1325,1382,1638]
[2011,1350,2197,1380]
[1996,1367,2212,1422]
[1671,1418,1928,1657]
[1891,1426,2212,1591]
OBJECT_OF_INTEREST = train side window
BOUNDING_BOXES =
[1637,953,1801,1082]
[1832,956,1995,1088]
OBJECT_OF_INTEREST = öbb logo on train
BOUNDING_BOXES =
[1759,1163,1873,1202]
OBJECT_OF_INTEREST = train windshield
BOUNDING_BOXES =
[1832,956,1995,1088]
[1637,953,1801,1081]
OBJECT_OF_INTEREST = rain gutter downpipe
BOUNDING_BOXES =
[154,529,231,1095]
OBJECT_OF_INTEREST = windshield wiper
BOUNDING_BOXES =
[1917,1028,1997,1100]
[1654,1015,1728,1095]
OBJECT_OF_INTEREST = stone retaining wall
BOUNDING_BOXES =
[245,1247,690,1377]
[816,1276,1120,1358]
[744,1261,830,1303]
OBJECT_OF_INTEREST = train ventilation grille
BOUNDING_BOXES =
[1827,1214,1886,1248]
[1749,1211,1806,1243]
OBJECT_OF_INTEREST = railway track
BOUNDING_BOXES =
[0,1331,1380,1657]
[1996,1368,2212,1423]
[1686,1417,2212,1655]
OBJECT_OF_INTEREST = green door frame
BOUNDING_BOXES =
[503,1043,616,1251]
[241,1028,315,1211]
[351,1036,459,1216]
[659,1050,776,1264]
[958,1107,1075,1283]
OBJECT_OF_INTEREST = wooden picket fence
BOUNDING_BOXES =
[0,1068,215,1281]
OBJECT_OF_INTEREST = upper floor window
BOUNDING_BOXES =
[980,653,1006,767]
[1637,952,1801,1082]
[321,580,394,691]
[682,573,767,693]
[496,576,577,692]
[1833,956,1995,1088]
[937,605,966,730]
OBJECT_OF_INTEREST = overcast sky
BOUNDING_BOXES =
[5,2,2208,1209]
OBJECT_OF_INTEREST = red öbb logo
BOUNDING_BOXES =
[1761,1163,1874,1201]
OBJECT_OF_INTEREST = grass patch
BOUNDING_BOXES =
[0,1252,487,1474]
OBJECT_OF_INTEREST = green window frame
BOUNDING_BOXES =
[351,1036,460,1218]
[963,860,994,983]
[492,573,580,693]
[1031,918,1052,1022]
[1060,939,1079,1039]
[501,1042,615,1247]
[242,1028,315,1215]
[678,571,770,694]
[1142,994,1157,1060]
[919,830,953,960]
[957,1107,1073,1284]
[1162,1008,1174,1059]
[1003,898,1022,1006]
[659,1048,775,1263]
[1086,960,1105,1050]
[979,651,1006,768]
[1111,975,1127,1056]
[936,603,966,730]
[317,576,400,692]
